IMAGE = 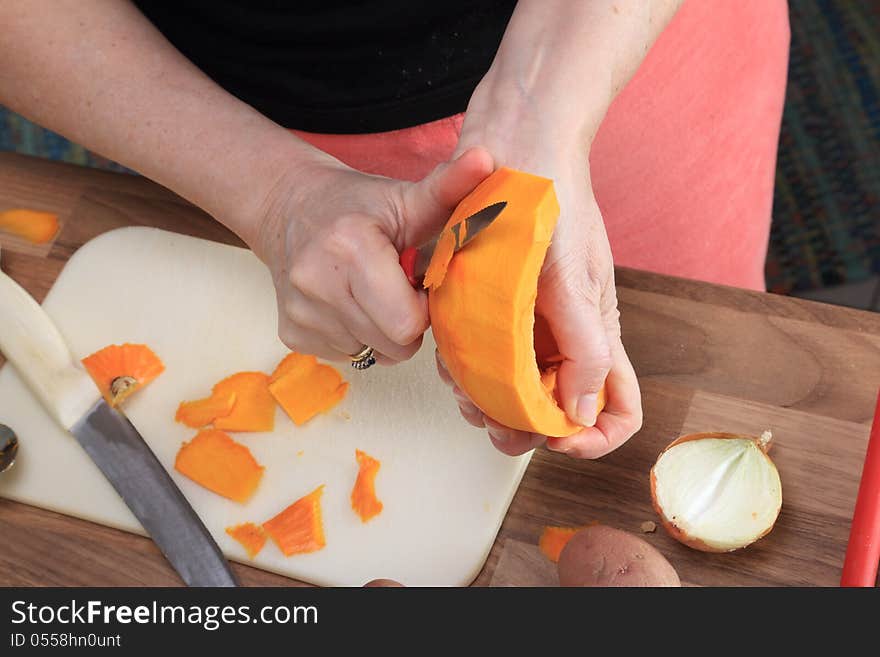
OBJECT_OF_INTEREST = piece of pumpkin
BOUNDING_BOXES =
[226,522,267,559]
[175,391,237,428]
[268,353,348,425]
[422,227,457,291]
[428,168,606,437]
[269,352,318,383]
[262,485,326,556]
[0,208,59,244]
[351,449,383,523]
[174,429,264,502]
[212,372,275,432]
[539,523,598,563]
[81,343,165,407]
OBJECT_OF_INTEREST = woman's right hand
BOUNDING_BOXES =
[251,147,494,363]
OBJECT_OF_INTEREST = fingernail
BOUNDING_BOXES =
[577,393,599,425]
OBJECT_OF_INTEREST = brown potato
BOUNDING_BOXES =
[363,578,404,587]
[557,525,680,587]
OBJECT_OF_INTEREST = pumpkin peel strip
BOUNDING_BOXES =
[0,208,59,244]
[262,485,326,556]
[226,522,267,559]
[351,449,383,522]
[268,353,348,425]
[81,343,165,407]
[175,391,237,428]
[212,372,275,432]
[174,429,264,503]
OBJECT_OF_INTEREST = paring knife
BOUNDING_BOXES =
[0,269,238,587]
[399,200,507,287]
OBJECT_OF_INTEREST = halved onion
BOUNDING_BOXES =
[650,431,782,552]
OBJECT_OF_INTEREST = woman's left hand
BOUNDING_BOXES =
[434,0,686,459]
[436,142,643,459]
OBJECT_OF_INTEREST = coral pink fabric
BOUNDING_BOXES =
[292,0,790,291]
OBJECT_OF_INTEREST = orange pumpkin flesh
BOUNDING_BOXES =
[81,343,165,407]
[422,227,457,291]
[351,449,383,523]
[0,208,59,244]
[175,391,237,428]
[269,352,318,383]
[539,523,598,562]
[174,429,264,502]
[212,372,275,432]
[226,522,267,559]
[428,167,604,437]
[262,485,326,556]
[268,353,348,426]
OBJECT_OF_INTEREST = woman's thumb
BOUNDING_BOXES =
[402,146,494,247]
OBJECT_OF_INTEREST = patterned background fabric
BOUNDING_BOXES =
[1,2,878,294]
[765,0,879,293]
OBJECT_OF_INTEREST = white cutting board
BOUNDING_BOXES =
[0,227,530,586]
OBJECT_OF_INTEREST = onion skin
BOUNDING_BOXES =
[650,431,780,553]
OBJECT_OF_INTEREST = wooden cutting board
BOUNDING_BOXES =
[1,153,879,587]
[0,226,530,586]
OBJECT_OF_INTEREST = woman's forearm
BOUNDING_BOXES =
[0,0,329,245]
[460,0,683,160]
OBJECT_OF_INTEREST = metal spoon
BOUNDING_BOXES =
[0,424,18,473]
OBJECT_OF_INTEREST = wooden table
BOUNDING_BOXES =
[1,152,878,587]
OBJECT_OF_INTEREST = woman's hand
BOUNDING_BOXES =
[437,149,642,459]
[252,148,494,363]
[439,0,685,459]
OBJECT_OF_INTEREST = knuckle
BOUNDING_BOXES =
[587,345,614,378]
[288,260,319,294]
[628,406,645,436]
[324,215,366,263]
[388,312,426,346]
[283,299,302,322]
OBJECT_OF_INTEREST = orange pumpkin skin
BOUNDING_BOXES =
[268,352,348,426]
[351,449,383,523]
[0,208,59,244]
[428,168,598,437]
[81,343,165,407]
[225,522,267,559]
[262,485,326,556]
[174,429,264,503]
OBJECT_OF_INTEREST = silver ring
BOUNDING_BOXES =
[349,345,376,370]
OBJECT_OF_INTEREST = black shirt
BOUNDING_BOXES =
[133,1,517,134]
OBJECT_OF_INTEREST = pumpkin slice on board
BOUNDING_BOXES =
[268,353,349,426]
[212,372,275,432]
[262,485,326,556]
[351,449,383,523]
[539,523,598,563]
[175,390,237,428]
[174,429,264,503]
[81,343,165,407]
[269,352,318,383]
[226,522,267,559]
[427,167,606,438]
[0,208,59,244]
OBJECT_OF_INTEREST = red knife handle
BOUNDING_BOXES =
[399,247,419,288]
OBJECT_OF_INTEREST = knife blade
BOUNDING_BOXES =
[0,268,238,587]
[400,200,507,287]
